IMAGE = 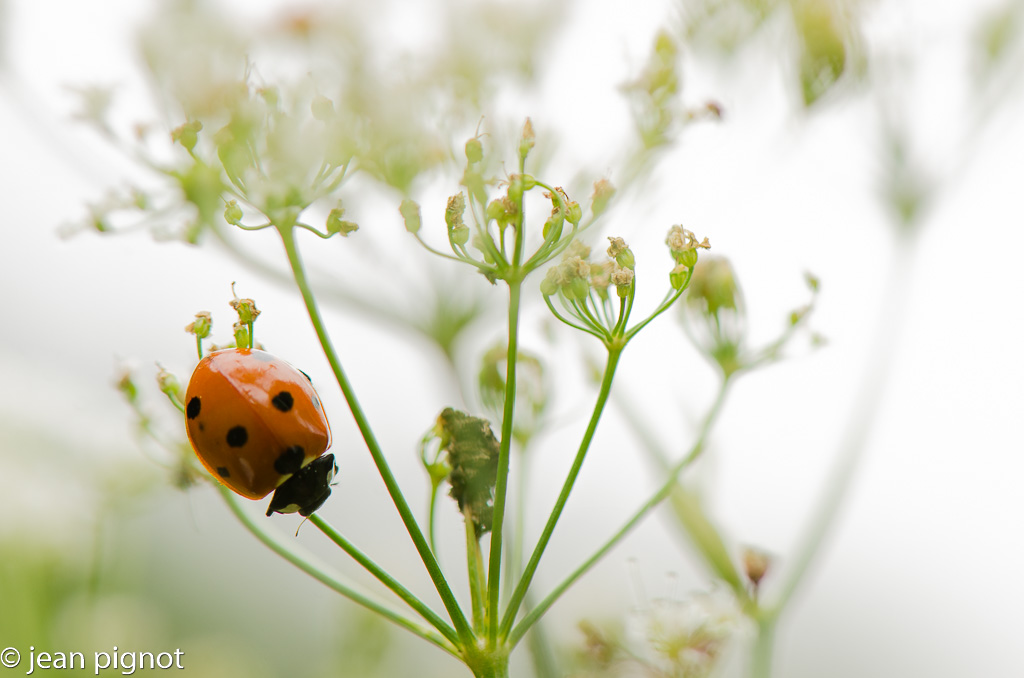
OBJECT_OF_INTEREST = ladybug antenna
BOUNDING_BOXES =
[295,515,312,537]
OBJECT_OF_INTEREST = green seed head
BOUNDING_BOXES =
[185,311,213,339]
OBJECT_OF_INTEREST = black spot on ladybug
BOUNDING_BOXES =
[216,466,230,478]
[187,397,201,419]
[274,445,305,474]
[226,426,248,447]
[272,391,294,412]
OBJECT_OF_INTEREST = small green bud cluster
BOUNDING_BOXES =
[666,225,711,289]
[185,287,268,358]
[680,257,820,379]
[432,408,500,534]
[542,226,708,349]
[405,127,614,286]
[540,240,595,300]
[160,78,365,240]
[686,257,739,319]
[623,30,683,148]
[540,237,642,345]
[681,256,745,377]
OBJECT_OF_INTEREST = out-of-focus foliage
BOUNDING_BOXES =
[679,0,865,106]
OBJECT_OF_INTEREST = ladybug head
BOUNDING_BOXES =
[266,454,338,517]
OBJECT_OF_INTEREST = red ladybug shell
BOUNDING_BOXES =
[184,348,332,501]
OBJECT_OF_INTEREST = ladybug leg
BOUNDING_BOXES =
[266,454,337,517]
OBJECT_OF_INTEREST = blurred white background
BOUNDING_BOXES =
[1,0,1022,676]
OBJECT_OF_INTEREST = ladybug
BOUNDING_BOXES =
[184,348,336,517]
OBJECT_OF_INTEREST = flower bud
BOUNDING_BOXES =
[486,196,518,226]
[450,224,470,246]
[444,193,466,230]
[611,266,634,298]
[568,275,590,301]
[804,271,820,292]
[223,200,243,226]
[171,120,203,152]
[185,311,213,339]
[590,260,613,300]
[229,286,260,325]
[326,207,359,237]
[399,198,421,234]
[607,236,635,270]
[540,270,559,296]
[465,136,484,164]
[461,166,487,205]
[507,175,524,203]
[682,256,746,377]
[116,369,139,404]
[669,263,689,290]
[156,365,183,404]
[665,224,710,266]
[519,117,535,160]
[566,200,582,225]
[742,546,771,587]
[687,257,739,318]
[591,178,615,217]
[542,210,564,242]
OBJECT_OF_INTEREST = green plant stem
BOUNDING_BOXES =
[276,225,474,647]
[466,519,487,632]
[500,346,623,639]
[751,617,776,678]
[427,481,441,554]
[309,514,460,647]
[217,487,458,657]
[509,377,731,647]
[511,449,560,678]
[487,276,523,643]
[486,159,528,644]
[617,375,747,596]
